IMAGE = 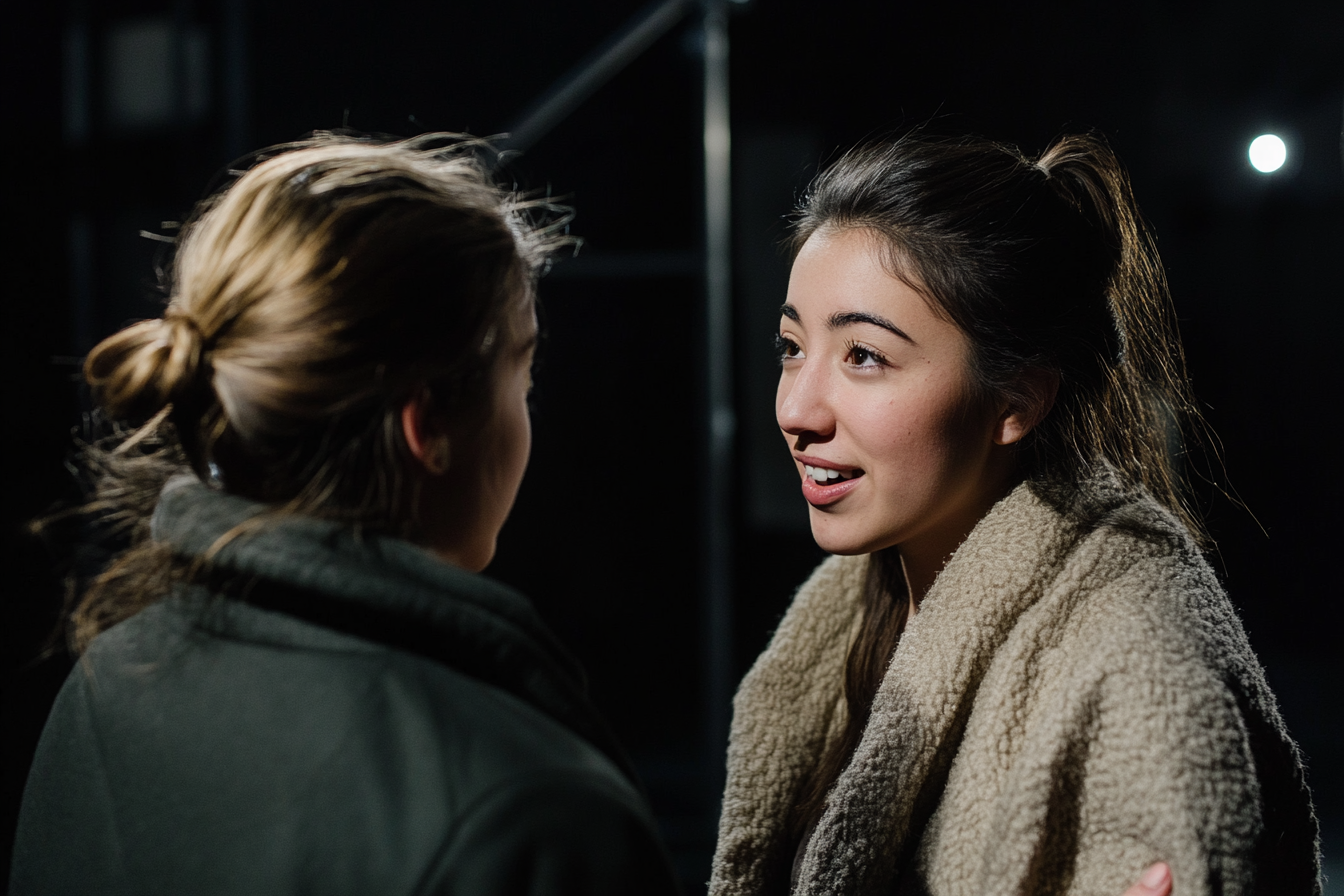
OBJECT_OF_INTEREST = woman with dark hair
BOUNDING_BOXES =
[710,134,1321,896]
[10,135,679,895]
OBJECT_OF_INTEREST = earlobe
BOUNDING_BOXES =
[400,392,452,476]
[425,437,451,475]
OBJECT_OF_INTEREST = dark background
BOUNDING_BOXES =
[3,1,1341,892]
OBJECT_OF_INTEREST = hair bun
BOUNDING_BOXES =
[85,308,213,422]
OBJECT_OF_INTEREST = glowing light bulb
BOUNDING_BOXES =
[1248,134,1287,173]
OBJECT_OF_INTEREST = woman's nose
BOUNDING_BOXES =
[776,362,834,439]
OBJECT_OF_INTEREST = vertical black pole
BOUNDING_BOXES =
[701,0,733,805]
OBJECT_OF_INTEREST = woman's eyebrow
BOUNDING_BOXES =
[827,310,916,344]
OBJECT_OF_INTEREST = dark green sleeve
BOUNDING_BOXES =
[421,768,683,896]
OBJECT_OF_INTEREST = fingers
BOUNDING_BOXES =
[1122,862,1172,896]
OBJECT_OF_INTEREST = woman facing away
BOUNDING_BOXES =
[10,135,681,895]
[710,133,1322,896]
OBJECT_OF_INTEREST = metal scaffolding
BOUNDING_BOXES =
[502,0,736,806]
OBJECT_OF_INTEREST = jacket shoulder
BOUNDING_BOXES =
[11,599,658,895]
[1050,512,1244,679]
[1015,517,1320,894]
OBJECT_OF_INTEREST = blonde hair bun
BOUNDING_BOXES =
[85,307,210,423]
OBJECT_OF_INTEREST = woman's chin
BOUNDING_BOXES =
[808,518,889,557]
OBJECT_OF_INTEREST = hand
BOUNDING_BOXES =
[1123,862,1172,896]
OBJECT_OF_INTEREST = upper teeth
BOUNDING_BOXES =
[804,464,846,483]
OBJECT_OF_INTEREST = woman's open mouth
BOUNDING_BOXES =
[799,461,864,506]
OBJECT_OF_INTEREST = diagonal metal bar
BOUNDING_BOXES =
[501,0,694,152]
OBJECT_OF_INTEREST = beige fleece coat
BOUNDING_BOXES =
[711,473,1320,896]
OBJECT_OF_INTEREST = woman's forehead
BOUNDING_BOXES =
[788,230,936,322]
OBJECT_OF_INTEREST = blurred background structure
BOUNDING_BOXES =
[3,1,1342,892]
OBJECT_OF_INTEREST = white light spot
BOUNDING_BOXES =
[1248,134,1287,174]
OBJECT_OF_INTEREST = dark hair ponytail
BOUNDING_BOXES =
[1035,136,1202,527]
[782,130,1213,863]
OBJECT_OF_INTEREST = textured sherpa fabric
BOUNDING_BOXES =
[711,472,1321,896]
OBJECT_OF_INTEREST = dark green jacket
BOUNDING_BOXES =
[11,477,680,895]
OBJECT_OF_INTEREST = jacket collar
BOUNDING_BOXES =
[793,479,1083,894]
[150,475,636,783]
[715,470,1156,895]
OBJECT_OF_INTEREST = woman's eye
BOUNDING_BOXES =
[846,342,887,368]
[775,334,804,362]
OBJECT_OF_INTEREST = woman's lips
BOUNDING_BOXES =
[801,473,862,506]
[796,456,864,506]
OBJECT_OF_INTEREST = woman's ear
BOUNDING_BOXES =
[400,389,452,475]
[993,369,1060,446]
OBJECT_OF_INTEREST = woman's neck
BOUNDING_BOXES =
[900,469,1022,613]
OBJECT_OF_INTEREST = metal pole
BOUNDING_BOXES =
[502,0,692,153]
[701,0,734,793]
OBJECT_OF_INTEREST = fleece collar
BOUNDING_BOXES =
[150,475,635,782]
[793,481,1082,894]
[714,472,1148,896]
